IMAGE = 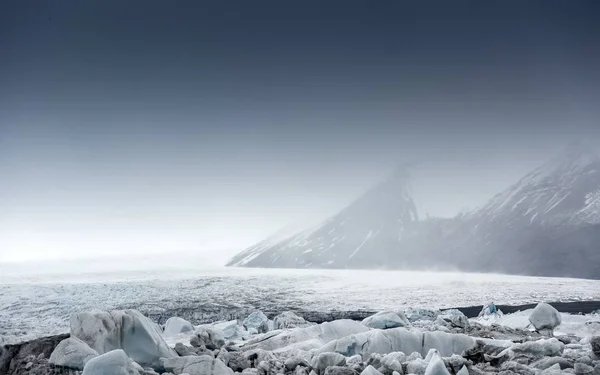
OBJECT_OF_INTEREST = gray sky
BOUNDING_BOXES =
[1,1,599,263]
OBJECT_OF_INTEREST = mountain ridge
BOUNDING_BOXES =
[227,143,600,279]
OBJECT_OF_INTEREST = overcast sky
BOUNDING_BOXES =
[1,1,599,263]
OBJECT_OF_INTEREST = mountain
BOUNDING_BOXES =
[441,141,600,278]
[227,142,600,279]
[227,165,425,268]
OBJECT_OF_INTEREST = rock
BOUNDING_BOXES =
[575,362,595,374]
[273,312,311,330]
[214,321,240,340]
[49,337,99,370]
[591,336,600,357]
[424,353,450,375]
[541,363,563,375]
[456,365,469,375]
[362,312,409,330]
[510,338,564,357]
[529,303,562,333]
[82,349,142,375]
[191,326,226,350]
[405,308,441,323]
[500,360,538,375]
[243,311,270,334]
[445,354,468,373]
[164,317,194,337]
[361,365,384,375]
[227,351,252,372]
[347,355,363,366]
[71,309,177,370]
[324,366,360,375]
[174,343,197,357]
[284,357,311,371]
[312,352,347,373]
[405,359,428,375]
[0,333,69,375]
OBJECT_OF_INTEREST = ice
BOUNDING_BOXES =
[529,302,562,332]
[273,311,312,330]
[473,309,600,338]
[243,311,270,333]
[510,338,564,357]
[362,311,409,329]
[49,337,99,370]
[214,320,240,339]
[311,352,347,372]
[164,316,194,337]
[317,328,477,358]
[424,353,450,375]
[2,265,600,345]
[161,355,233,375]
[70,309,177,370]
[82,349,142,375]
[241,320,369,352]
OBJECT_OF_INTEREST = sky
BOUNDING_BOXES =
[1,1,600,263]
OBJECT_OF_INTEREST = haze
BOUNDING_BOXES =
[1,1,599,263]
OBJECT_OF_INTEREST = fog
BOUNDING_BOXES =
[2,0,599,264]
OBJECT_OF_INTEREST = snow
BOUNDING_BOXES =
[349,230,373,258]
[2,265,600,345]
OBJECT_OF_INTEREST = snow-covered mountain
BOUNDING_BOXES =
[228,142,600,279]
[227,165,424,268]
[442,141,600,278]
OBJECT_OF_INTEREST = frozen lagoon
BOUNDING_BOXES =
[2,258,600,344]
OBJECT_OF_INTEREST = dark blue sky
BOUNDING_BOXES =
[1,1,599,262]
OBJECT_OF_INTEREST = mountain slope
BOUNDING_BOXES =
[228,142,600,279]
[439,141,600,278]
[227,165,422,268]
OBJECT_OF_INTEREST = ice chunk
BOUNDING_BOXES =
[312,352,347,372]
[164,317,194,337]
[49,337,99,370]
[243,311,270,333]
[273,311,312,329]
[82,349,142,375]
[510,338,564,357]
[71,309,177,370]
[360,365,383,375]
[161,355,233,375]
[240,319,369,352]
[362,311,409,329]
[318,327,476,359]
[405,308,441,323]
[529,303,562,332]
[424,353,450,375]
[191,326,226,350]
